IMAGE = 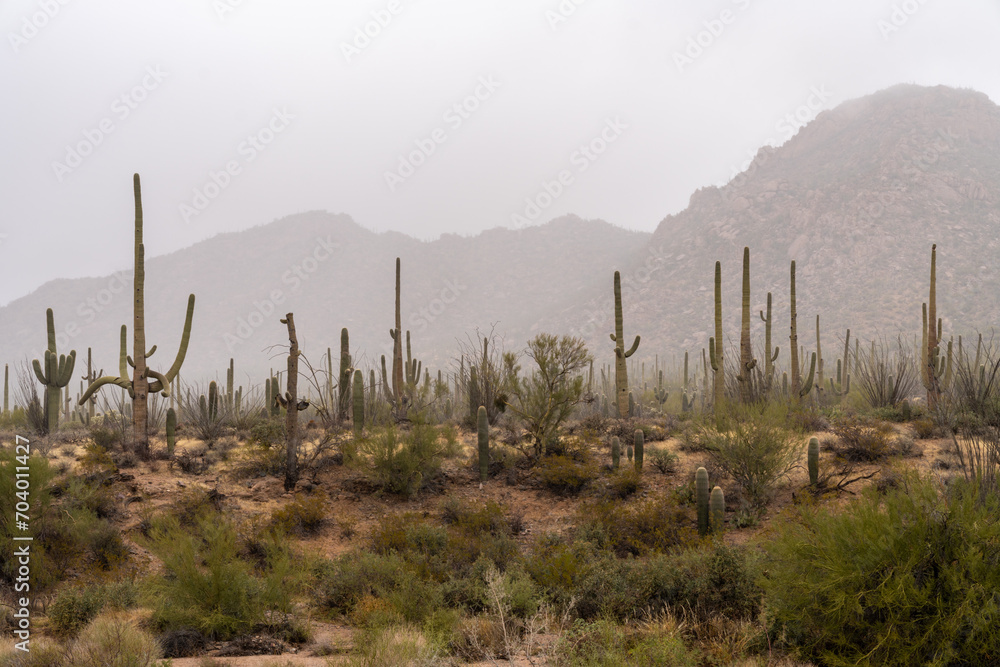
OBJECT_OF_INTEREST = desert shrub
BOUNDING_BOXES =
[912,417,936,439]
[63,612,160,667]
[524,534,598,606]
[647,446,678,474]
[704,409,803,507]
[577,495,693,558]
[142,512,296,640]
[357,425,445,499]
[764,473,1000,665]
[344,624,443,667]
[0,637,66,666]
[88,423,122,452]
[537,454,599,495]
[831,415,895,461]
[269,493,326,535]
[676,421,713,452]
[48,578,138,636]
[605,468,641,499]
[553,618,699,667]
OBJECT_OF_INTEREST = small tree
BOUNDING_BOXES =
[505,333,591,457]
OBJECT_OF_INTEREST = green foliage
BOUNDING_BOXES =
[142,512,296,640]
[704,406,803,507]
[49,580,140,637]
[647,446,678,474]
[356,425,445,499]
[63,612,161,667]
[577,494,693,558]
[605,468,641,499]
[269,493,327,535]
[537,453,599,495]
[912,417,936,439]
[831,414,895,461]
[553,618,699,667]
[0,450,63,592]
[764,473,1000,665]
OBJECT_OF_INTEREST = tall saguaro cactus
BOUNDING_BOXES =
[737,247,757,403]
[32,308,77,434]
[922,244,944,410]
[79,174,195,456]
[276,313,304,491]
[789,260,801,401]
[759,292,779,392]
[338,328,352,421]
[388,257,405,417]
[610,270,640,418]
[709,261,724,411]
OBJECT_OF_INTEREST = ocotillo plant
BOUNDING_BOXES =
[759,292,779,392]
[696,467,710,535]
[737,247,758,403]
[478,405,489,482]
[710,261,724,412]
[352,369,364,437]
[79,174,195,457]
[32,308,77,434]
[338,328,352,422]
[610,270,640,418]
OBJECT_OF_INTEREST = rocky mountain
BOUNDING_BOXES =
[560,84,1000,374]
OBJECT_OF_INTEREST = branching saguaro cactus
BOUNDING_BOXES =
[32,308,76,434]
[388,257,405,418]
[275,313,308,491]
[79,175,195,456]
[759,292,779,392]
[922,244,947,410]
[737,247,758,403]
[709,261,724,411]
[610,271,640,418]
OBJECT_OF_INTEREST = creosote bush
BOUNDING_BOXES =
[831,414,896,461]
[269,492,327,535]
[356,425,446,499]
[537,453,599,495]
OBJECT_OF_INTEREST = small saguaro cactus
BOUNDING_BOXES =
[627,439,634,462]
[610,270,640,419]
[478,405,489,482]
[165,407,177,457]
[33,308,77,434]
[696,467,710,536]
[611,436,621,470]
[633,429,644,472]
[808,436,819,486]
[710,486,725,534]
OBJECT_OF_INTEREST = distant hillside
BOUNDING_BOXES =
[555,84,1000,370]
[0,214,649,387]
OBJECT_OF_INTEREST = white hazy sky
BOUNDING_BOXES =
[1,0,998,304]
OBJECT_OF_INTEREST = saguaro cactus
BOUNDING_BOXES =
[338,328,352,421]
[922,244,945,410]
[808,436,819,486]
[79,174,195,457]
[611,436,620,470]
[478,405,489,482]
[737,247,757,403]
[32,308,77,434]
[388,257,405,417]
[352,368,364,437]
[759,292,779,392]
[710,262,724,411]
[276,313,306,491]
[610,271,640,418]
[789,260,801,401]
[710,486,725,534]
[696,466,710,535]
[633,429,644,472]
[165,407,177,457]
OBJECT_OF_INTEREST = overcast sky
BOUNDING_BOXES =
[1,0,998,305]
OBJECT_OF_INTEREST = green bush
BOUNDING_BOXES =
[705,408,803,507]
[553,618,699,667]
[577,495,693,558]
[912,417,936,439]
[357,425,445,499]
[0,637,66,666]
[142,512,296,640]
[647,446,678,474]
[831,415,895,461]
[63,612,161,667]
[49,580,139,637]
[1,450,64,592]
[269,493,327,535]
[537,454,598,495]
[604,468,641,499]
[764,473,1000,665]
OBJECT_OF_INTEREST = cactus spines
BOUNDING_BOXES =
[32,307,77,434]
[696,467,710,535]
[633,429,644,472]
[611,436,620,470]
[808,436,820,486]
[710,261,724,411]
[710,486,725,534]
[352,369,364,437]
[610,270,640,419]
[166,407,177,457]
[738,247,757,403]
[789,260,800,401]
[478,405,489,482]
[78,174,195,456]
